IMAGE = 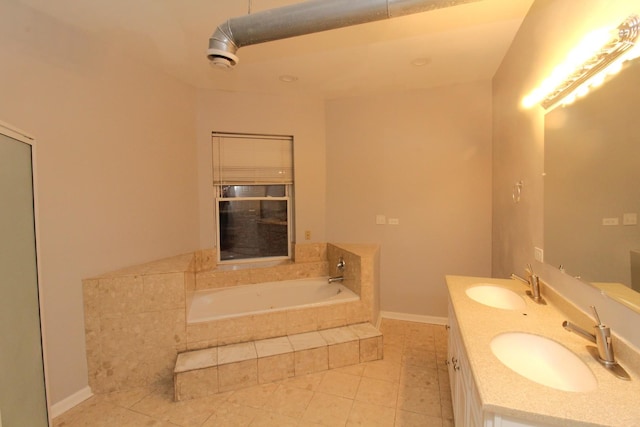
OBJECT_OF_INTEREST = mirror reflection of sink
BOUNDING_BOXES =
[465,285,526,310]
[491,332,597,392]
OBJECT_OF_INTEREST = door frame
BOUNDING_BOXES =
[0,120,51,425]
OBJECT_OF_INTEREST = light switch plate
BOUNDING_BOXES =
[534,247,544,263]
[602,217,619,226]
[375,214,386,225]
[388,218,400,225]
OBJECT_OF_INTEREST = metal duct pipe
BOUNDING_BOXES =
[207,0,482,69]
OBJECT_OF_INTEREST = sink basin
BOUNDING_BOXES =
[491,332,597,392]
[465,285,526,310]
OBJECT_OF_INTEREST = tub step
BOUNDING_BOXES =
[173,322,383,401]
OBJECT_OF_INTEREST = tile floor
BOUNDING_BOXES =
[53,319,453,427]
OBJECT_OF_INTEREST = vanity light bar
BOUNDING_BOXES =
[523,14,640,110]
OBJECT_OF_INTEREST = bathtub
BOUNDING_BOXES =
[188,276,359,323]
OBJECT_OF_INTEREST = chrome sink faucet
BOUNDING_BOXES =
[511,264,544,304]
[563,306,630,380]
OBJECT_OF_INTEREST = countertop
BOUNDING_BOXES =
[446,275,640,427]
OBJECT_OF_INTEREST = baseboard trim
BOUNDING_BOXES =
[380,311,448,326]
[49,386,93,419]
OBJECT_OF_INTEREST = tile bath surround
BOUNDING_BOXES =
[82,243,380,394]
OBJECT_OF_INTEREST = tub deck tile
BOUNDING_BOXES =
[174,323,383,401]
[218,342,257,365]
[174,347,217,373]
[255,336,293,358]
[319,326,358,345]
[288,331,326,351]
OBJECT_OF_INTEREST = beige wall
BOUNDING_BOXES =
[325,82,493,318]
[492,0,640,345]
[0,2,199,403]
[195,90,327,250]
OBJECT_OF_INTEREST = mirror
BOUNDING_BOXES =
[544,57,640,312]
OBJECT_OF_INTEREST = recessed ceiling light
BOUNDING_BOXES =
[411,57,431,67]
[279,75,299,83]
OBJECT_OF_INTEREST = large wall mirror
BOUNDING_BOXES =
[544,56,640,312]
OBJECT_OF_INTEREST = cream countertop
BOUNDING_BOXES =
[446,275,640,427]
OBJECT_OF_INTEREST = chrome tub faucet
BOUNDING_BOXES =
[328,256,345,283]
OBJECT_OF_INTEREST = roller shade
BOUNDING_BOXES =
[212,133,293,185]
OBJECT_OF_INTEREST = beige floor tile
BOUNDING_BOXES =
[130,383,177,419]
[399,365,439,390]
[332,363,366,376]
[317,370,362,398]
[397,385,442,417]
[402,352,438,369]
[202,402,260,426]
[441,399,454,421]
[280,371,326,392]
[394,410,443,427]
[380,319,410,335]
[249,408,299,426]
[53,397,169,427]
[346,400,396,426]
[355,377,399,408]
[363,359,402,383]
[382,345,404,364]
[301,392,354,426]
[98,384,157,408]
[227,382,279,408]
[382,333,405,347]
[263,384,314,418]
[162,392,231,426]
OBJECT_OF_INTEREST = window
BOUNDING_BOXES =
[212,133,293,263]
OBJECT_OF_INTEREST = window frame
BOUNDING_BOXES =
[211,132,294,265]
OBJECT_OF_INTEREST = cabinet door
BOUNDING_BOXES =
[0,130,49,426]
[448,305,468,426]
[448,303,484,427]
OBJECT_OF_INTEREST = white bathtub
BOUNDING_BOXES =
[188,276,359,323]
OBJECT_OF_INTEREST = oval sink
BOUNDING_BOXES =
[465,285,526,310]
[491,332,597,392]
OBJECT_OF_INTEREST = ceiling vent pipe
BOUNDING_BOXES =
[207,0,482,69]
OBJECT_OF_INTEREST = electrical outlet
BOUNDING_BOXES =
[623,213,638,225]
[304,230,311,240]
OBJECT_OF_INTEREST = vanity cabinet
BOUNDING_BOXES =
[448,300,556,427]
[447,302,483,427]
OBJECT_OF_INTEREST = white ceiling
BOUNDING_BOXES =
[18,0,535,99]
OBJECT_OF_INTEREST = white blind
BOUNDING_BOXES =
[212,133,293,185]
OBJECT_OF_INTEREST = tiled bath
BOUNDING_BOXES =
[82,243,380,394]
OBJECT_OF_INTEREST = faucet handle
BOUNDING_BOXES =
[590,305,603,326]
